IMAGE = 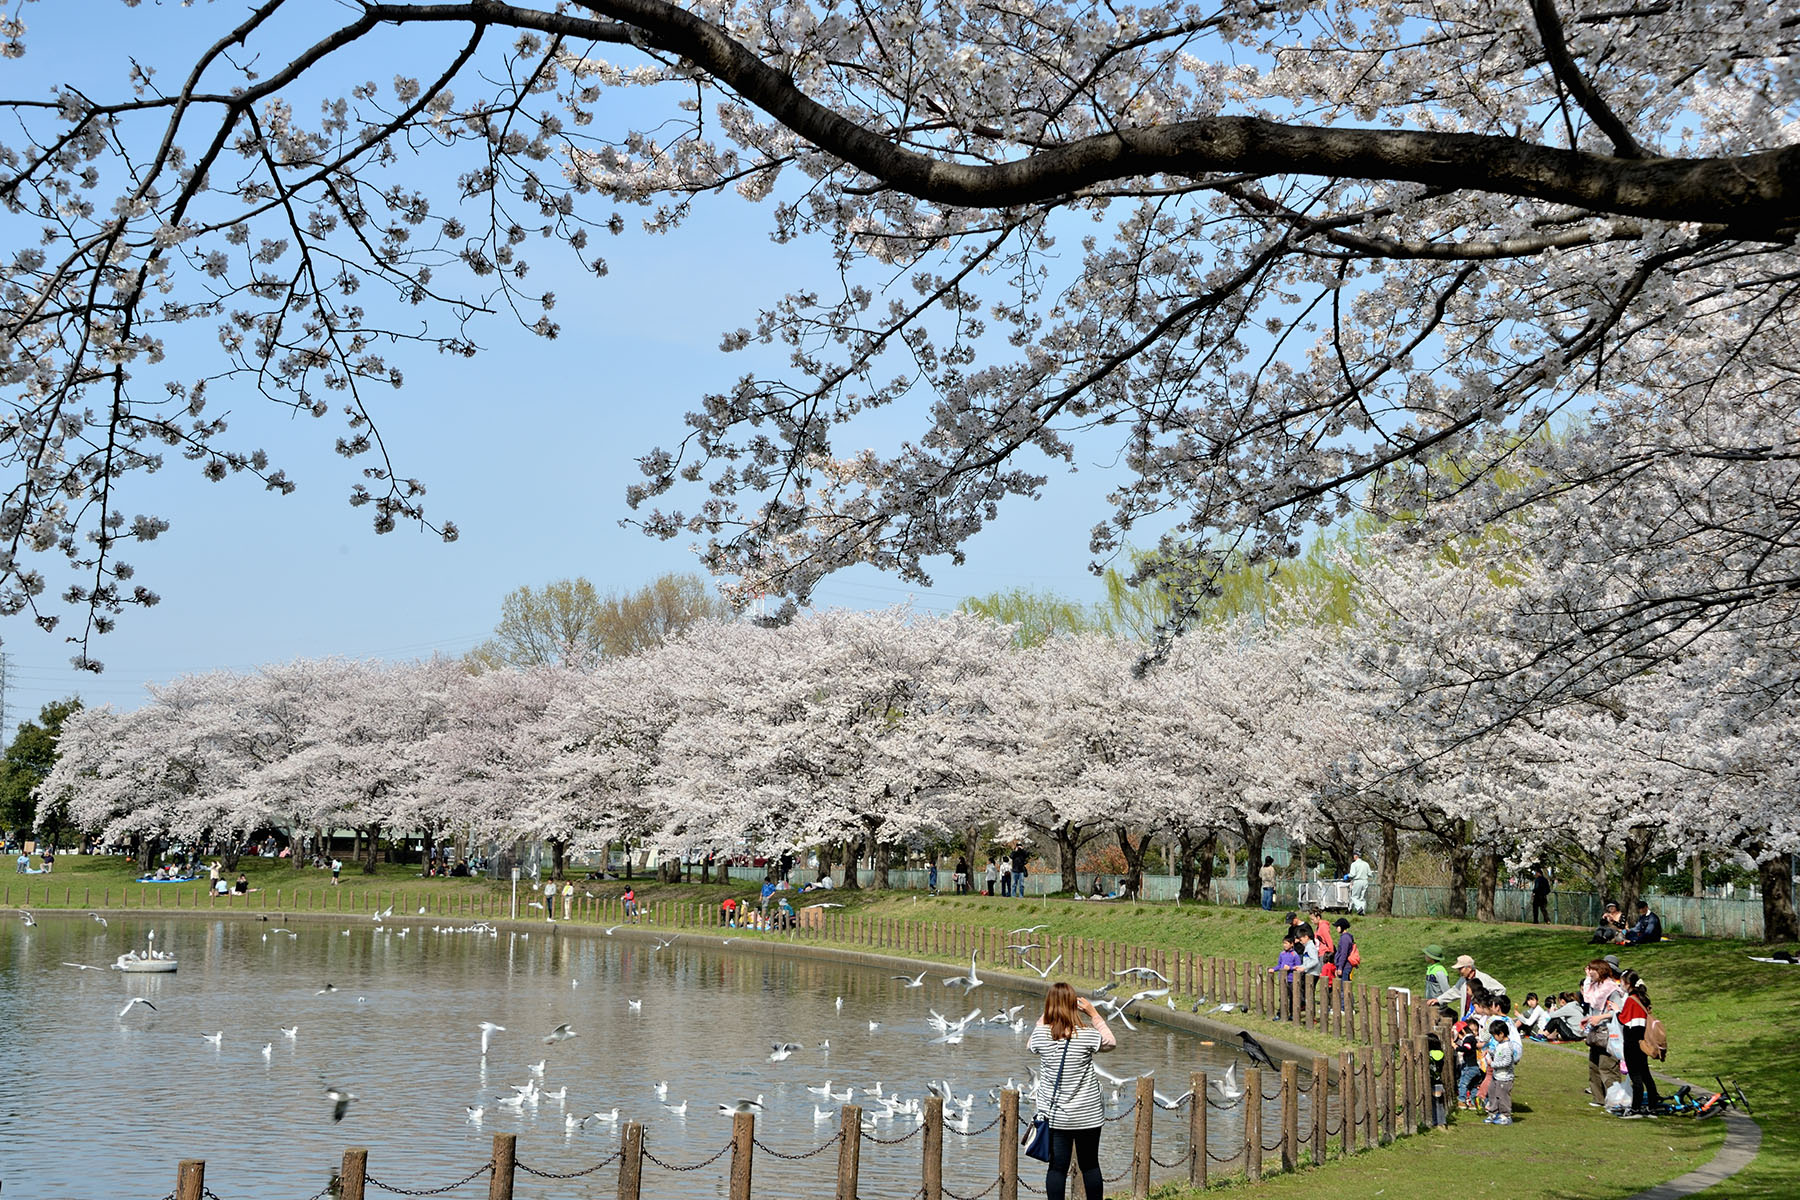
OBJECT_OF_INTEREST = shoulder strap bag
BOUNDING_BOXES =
[1023,1036,1074,1163]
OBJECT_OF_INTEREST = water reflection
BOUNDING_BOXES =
[1,914,1280,1199]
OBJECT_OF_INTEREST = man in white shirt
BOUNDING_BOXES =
[1345,851,1373,914]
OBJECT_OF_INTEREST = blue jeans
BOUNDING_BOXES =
[1261,887,1274,910]
[1044,1126,1102,1200]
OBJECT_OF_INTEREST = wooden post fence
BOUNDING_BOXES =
[1000,1087,1019,1200]
[1132,1075,1154,1198]
[488,1133,516,1200]
[730,1111,754,1200]
[924,1094,944,1200]
[619,1121,644,1200]
[1244,1066,1263,1181]
[836,1104,862,1200]
[1279,1060,1298,1173]
[1310,1056,1329,1166]
[175,1160,204,1200]
[1340,1050,1356,1159]
[1189,1071,1207,1191]
[340,1148,368,1200]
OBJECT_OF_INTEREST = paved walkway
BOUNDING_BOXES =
[1624,1099,1760,1200]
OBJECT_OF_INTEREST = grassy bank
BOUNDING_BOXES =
[11,859,1793,1199]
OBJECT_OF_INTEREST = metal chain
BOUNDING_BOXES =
[1206,1147,1240,1163]
[944,1178,1002,1200]
[301,1181,336,1200]
[1101,1101,1137,1123]
[753,1132,843,1160]
[515,1150,623,1180]
[862,1122,926,1146]
[945,1114,1001,1138]
[1102,1162,1134,1183]
[365,1162,494,1196]
[1261,1137,1284,1152]
[1149,1148,1190,1168]
[642,1141,735,1172]
[1018,1176,1044,1194]
[1325,1118,1342,1135]
[1205,1097,1237,1111]
[202,1189,228,1200]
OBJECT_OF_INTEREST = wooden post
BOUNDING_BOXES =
[1310,1056,1328,1166]
[1189,1071,1207,1190]
[489,1132,516,1200]
[1439,1019,1458,1126]
[1279,1060,1298,1173]
[1401,1034,1417,1135]
[1133,1075,1154,1197]
[1244,1067,1263,1181]
[1340,1050,1356,1159]
[1379,1046,1395,1145]
[1360,1050,1376,1151]
[836,1104,862,1200]
[730,1111,754,1200]
[175,1160,204,1200]
[340,1148,368,1200]
[1361,984,1375,1044]
[618,1122,643,1200]
[923,1093,944,1200]
[1000,1088,1020,1200]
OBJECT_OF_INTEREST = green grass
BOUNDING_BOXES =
[11,862,1795,1199]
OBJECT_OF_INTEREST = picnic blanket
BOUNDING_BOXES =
[136,876,200,883]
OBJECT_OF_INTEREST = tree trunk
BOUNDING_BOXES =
[1115,827,1149,900]
[815,842,836,887]
[839,838,862,890]
[1445,829,1472,919]
[1376,819,1400,917]
[549,838,568,881]
[220,844,241,871]
[1757,856,1798,943]
[657,855,682,883]
[1690,853,1703,897]
[1055,822,1082,893]
[1476,850,1500,922]
[622,842,634,880]
[362,823,382,874]
[1618,825,1655,917]
[867,820,890,889]
[1241,825,1268,908]
[1176,830,1201,901]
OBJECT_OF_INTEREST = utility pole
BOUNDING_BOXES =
[0,652,9,740]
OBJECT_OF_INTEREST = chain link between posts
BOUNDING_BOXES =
[943,1179,1002,1200]
[365,1162,495,1195]
[1149,1147,1191,1169]
[1101,1100,1137,1123]
[861,1122,925,1146]
[945,1114,1001,1137]
[753,1132,843,1160]
[515,1149,623,1179]
[642,1140,735,1172]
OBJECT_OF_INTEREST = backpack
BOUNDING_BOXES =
[1643,1015,1668,1061]
[1348,943,1362,968]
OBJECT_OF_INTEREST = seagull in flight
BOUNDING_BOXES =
[891,970,928,988]
[63,962,106,972]
[1123,987,1171,1011]
[769,1043,804,1062]
[1111,966,1170,983]
[19,911,35,927]
[325,1086,358,1122]
[119,997,157,1018]
[315,984,339,996]
[1020,954,1063,979]
[1154,1088,1194,1109]
[89,912,108,928]
[718,1098,765,1114]
[1009,924,1048,935]
[1211,1062,1245,1103]
[943,950,982,992]
[1207,1002,1239,1014]
[543,1023,579,1045]
[479,1022,505,1055]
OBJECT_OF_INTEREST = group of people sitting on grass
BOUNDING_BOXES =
[1425,945,1668,1126]
[719,891,798,930]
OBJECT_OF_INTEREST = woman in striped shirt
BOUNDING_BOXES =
[1027,982,1118,1200]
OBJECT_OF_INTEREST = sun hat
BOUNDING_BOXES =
[1452,954,1477,970]
[1421,944,1443,962]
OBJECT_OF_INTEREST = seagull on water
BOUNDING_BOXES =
[653,1081,669,1099]
[466,1105,484,1124]
[478,1022,506,1055]
[202,1031,223,1047]
[119,997,157,1018]
[662,1100,689,1116]
[627,999,643,1012]
[806,1080,834,1097]
[281,1025,300,1039]
[261,1042,274,1061]
[528,1060,547,1076]
[588,1107,620,1123]
[315,984,338,996]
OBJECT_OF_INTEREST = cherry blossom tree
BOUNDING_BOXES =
[2,1,1794,677]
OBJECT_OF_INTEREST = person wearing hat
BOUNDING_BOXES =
[1434,953,1507,1010]
[1422,945,1451,1002]
[1344,850,1372,915]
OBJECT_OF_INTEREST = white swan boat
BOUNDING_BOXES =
[112,951,178,973]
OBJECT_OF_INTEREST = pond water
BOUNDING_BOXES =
[1,914,1283,1199]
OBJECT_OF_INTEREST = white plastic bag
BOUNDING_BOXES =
[1605,1080,1632,1110]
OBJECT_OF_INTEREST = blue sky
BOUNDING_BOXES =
[1,4,1154,728]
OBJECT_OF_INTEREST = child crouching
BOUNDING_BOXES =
[1485,1018,1519,1125]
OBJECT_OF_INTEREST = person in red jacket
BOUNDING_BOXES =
[1616,973,1662,1117]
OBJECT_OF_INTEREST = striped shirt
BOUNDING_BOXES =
[1028,1023,1112,1129]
